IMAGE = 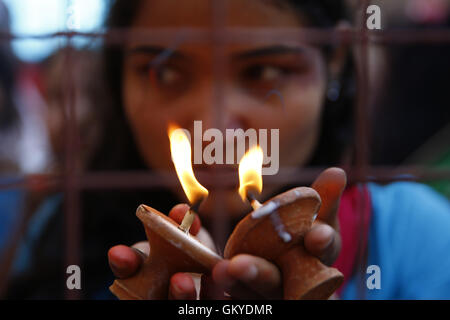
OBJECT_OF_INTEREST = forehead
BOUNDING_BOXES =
[132,0,302,28]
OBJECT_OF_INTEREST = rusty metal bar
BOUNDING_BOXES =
[355,0,370,300]
[1,166,449,192]
[2,28,450,45]
[62,39,82,300]
[210,0,230,251]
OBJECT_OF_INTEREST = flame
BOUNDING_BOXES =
[169,124,208,204]
[238,145,263,201]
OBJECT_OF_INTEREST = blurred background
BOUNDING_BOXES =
[0,0,449,299]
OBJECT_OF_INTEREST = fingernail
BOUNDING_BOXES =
[131,247,146,259]
[240,264,258,282]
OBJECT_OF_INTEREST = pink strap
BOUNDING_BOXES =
[332,185,372,295]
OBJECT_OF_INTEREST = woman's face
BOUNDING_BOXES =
[122,0,329,218]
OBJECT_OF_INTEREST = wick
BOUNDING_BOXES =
[246,191,280,220]
[246,191,262,210]
[178,198,202,234]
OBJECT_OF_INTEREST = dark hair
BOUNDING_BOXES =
[0,2,18,131]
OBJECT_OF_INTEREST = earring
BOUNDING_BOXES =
[327,79,341,102]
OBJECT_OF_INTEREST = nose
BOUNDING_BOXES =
[222,86,262,131]
[188,78,266,136]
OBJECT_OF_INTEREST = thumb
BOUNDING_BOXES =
[311,167,347,227]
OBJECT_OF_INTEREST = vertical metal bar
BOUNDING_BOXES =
[211,0,227,130]
[355,0,370,300]
[63,37,82,300]
[210,0,230,251]
[355,8,370,171]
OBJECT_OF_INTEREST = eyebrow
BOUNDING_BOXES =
[126,44,305,64]
[126,45,187,66]
[233,45,306,60]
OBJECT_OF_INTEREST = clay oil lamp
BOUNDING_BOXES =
[224,146,344,299]
[109,125,222,299]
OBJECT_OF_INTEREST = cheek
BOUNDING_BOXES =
[284,75,326,135]
[253,63,326,167]
[280,75,326,165]
[122,70,172,171]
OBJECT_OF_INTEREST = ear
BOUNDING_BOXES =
[328,21,351,79]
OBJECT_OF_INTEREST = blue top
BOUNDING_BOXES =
[341,182,450,299]
[0,189,25,255]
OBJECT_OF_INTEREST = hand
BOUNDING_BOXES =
[108,203,205,300]
[200,167,347,299]
[108,167,346,299]
[306,167,346,266]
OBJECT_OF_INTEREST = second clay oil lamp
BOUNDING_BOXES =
[224,146,344,299]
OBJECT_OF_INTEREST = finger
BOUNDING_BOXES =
[304,222,342,266]
[108,244,144,279]
[228,255,282,299]
[168,203,201,236]
[311,167,347,226]
[168,273,197,300]
[212,260,261,299]
[212,255,282,299]
[200,274,229,300]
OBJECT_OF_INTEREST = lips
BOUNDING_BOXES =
[192,164,239,190]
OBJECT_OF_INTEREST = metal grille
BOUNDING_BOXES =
[0,0,449,299]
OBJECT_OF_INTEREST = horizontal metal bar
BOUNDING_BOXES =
[1,28,450,45]
[1,166,449,191]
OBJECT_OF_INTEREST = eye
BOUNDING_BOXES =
[147,63,191,96]
[154,65,183,86]
[238,64,292,97]
[242,65,285,82]
[260,66,284,81]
